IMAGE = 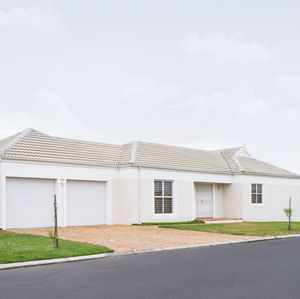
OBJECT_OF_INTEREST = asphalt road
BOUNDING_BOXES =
[1,238,300,299]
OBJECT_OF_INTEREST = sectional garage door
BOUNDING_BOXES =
[6,178,55,229]
[66,180,106,226]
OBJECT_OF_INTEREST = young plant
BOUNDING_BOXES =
[53,194,59,248]
[283,197,292,231]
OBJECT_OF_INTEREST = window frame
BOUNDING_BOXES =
[153,180,174,215]
[251,183,263,205]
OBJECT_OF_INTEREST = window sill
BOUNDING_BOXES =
[153,213,176,218]
[250,203,264,206]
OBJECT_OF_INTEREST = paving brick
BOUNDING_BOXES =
[11,225,256,252]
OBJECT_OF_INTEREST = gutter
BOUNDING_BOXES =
[1,158,299,180]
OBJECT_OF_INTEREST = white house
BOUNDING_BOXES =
[0,128,299,229]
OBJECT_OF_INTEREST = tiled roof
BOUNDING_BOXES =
[0,131,23,149]
[237,157,298,177]
[134,141,232,173]
[0,128,298,178]
[0,129,124,167]
[219,147,242,173]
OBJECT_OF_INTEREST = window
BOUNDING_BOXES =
[251,184,263,204]
[154,180,173,214]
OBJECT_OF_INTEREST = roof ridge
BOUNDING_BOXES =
[218,146,243,153]
[0,128,33,156]
[218,146,244,173]
[2,128,243,155]
[220,150,235,173]
[232,155,245,172]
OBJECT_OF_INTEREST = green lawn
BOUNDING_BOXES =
[132,220,204,226]
[0,231,113,264]
[159,222,300,236]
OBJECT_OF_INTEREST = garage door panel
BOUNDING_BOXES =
[67,180,106,226]
[6,178,55,229]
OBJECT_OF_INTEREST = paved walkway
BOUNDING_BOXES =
[11,225,257,252]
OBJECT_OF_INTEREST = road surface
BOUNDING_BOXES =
[1,238,300,299]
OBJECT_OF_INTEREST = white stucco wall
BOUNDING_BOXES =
[0,160,120,229]
[116,178,139,224]
[222,183,245,218]
[139,178,195,223]
[0,162,3,228]
[239,175,300,221]
[214,184,224,218]
[137,168,231,223]
[1,159,300,228]
[0,162,241,227]
[222,175,300,221]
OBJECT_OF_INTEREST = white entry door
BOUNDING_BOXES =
[195,184,213,218]
[6,178,55,229]
[66,180,106,226]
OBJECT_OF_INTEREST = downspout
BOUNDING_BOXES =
[128,141,141,224]
[0,160,6,230]
[138,166,141,224]
[0,159,2,230]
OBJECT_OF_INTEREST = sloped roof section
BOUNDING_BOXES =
[237,157,298,177]
[134,141,232,173]
[0,129,298,178]
[0,129,124,167]
[0,131,24,150]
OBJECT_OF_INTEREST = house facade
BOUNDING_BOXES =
[0,128,300,229]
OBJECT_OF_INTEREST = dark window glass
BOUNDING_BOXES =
[155,198,163,213]
[257,184,262,193]
[164,198,173,213]
[257,194,262,204]
[164,181,172,196]
[154,181,162,196]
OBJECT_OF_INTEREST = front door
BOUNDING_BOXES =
[195,184,213,218]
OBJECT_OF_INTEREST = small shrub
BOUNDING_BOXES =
[283,197,292,231]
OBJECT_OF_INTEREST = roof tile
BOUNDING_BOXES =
[0,129,298,178]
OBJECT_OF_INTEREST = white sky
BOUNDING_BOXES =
[0,0,300,172]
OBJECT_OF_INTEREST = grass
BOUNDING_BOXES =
[0,231,113,264]
[132,220,204,226]
[159,222,300,236]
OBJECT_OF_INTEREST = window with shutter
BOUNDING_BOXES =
[154,180,173,214]
[251,184,263,204]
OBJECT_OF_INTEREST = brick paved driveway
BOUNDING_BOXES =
[11,225,257,252]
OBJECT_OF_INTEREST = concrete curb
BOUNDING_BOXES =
[1,234,300,270]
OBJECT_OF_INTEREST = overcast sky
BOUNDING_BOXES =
[0,0,300,172]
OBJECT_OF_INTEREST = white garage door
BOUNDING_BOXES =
[66,180,106,226]
[6,178,55,229]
